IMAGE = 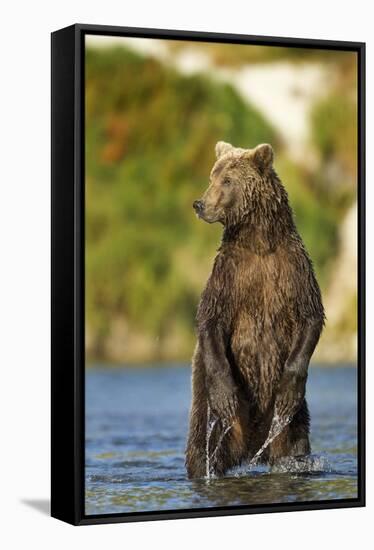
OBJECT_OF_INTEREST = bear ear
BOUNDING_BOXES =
[251,143,274,172]
[215,141,234,159]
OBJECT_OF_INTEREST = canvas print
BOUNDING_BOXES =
[84,34,358,516]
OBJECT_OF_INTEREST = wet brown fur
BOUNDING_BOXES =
[186,142,324,478]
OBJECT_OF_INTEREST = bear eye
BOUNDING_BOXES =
[223,178,232,186]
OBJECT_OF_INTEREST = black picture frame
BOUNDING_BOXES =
[51,23,366,526]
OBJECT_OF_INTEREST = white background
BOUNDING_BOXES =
[0,0,371,548]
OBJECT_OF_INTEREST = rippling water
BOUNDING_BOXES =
[85,365,357,515]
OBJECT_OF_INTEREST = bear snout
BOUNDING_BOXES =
[193,200,204,214]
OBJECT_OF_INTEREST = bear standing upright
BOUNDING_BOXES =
[185,141,325,478]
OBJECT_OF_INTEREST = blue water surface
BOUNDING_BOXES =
[85,365,358,515]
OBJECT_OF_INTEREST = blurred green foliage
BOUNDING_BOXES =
[311,93,357,185]
[85,45,356,364]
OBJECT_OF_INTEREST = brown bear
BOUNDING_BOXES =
[185,141,325,479]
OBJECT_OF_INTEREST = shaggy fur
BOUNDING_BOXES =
[185,142,325,478]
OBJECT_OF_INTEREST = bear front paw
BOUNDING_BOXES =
[208,379,238,421]
[275,372,306,421]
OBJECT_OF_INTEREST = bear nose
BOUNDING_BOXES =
[193,200,204,212]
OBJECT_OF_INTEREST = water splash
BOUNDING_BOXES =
[205,404,216,478]
[205,404,331,479]
[205,403,233,479]
[270,454,331,474]
[209,421,233,469]
[250,409,292,465]
[228,453,331,477]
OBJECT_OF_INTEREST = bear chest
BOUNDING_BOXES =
[232,253,287,316]
[229,254,294,365]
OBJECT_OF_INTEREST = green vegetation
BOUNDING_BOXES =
[85,45,356,364]
[312,94,357,175]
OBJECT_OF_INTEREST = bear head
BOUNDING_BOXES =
[193,141,284,228]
